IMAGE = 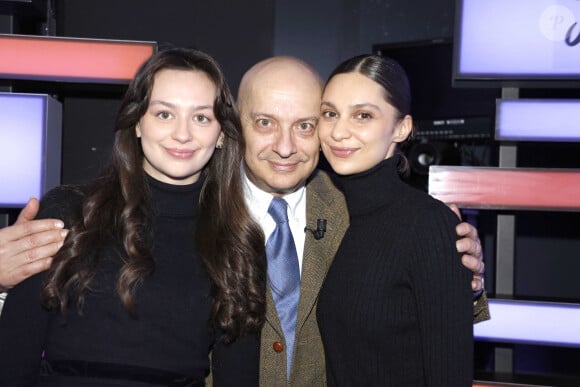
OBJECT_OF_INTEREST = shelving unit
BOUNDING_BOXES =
[429,87,580,384]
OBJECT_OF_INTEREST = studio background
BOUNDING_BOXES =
[1,0,579,384]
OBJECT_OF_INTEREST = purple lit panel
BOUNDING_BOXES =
[457,0,580,77]
[0,93,61,208]
[496,99,580,141]
[474,299,580,347]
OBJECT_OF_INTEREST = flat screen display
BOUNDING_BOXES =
[454,0,580,87]
[374,39,500,122]
[496,99,580,141]
[474,299,580,347]
[0,93,62,207]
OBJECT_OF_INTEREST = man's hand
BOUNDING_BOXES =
[449,204,485,293]
[0,198,67,291]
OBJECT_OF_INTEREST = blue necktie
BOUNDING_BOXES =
[266,197,301,377]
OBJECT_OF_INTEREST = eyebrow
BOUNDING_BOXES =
[297,115,319,123]
[149,100,213,110]
[321,100,381,111]
[250,112,318,123]
[250,112,275,120]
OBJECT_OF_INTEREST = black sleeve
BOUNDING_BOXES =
[410,202,474,386]
[211,332,260,387]
[0,186,82,386]
[0,271,48,386]
[35,185,84,227]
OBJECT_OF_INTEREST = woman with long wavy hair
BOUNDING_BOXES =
[0,47,266,386]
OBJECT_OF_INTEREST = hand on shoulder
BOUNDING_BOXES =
[0,198,67,291]
[448,204,485,293]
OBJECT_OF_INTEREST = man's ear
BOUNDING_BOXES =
[393,114,413,143]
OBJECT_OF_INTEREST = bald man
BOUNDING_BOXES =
[236,57,350,385]
[235,56,487,386]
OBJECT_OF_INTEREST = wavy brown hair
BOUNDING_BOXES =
[41,47,266,340]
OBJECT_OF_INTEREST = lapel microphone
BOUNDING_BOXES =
[304,219,327,240]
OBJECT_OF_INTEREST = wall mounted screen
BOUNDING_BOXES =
[0,34,156,83]
[496,99,580,142]
[474,299,580,347]
[454,0,580,87]
[0,93,62,208]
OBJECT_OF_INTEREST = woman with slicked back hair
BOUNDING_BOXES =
[317,54,473,386]
[0,47,265,386]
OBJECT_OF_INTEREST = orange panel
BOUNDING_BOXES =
[429,166,580,211]
[0,34,156,83]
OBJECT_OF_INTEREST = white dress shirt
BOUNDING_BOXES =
[242,171,307,276]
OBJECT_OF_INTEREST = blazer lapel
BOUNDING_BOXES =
[264,272,284,338]
[295,171,349,333]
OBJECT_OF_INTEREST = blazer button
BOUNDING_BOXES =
[273,341,284,353]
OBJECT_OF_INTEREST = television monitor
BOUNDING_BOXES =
[372,40,501,191]
[374,39,501,140]
[496,99,580,142]
[0,93,62,208]
[474,299,580,347]
[453,0,580,88]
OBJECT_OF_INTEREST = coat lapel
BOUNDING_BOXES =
[261,170,349,342]
[263,280,284,337]
[295,170,349,333]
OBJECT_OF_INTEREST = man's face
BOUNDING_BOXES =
[240,79,322,196]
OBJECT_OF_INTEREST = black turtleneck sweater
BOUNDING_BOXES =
[0,177,258,386]
[317,157,473,386]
